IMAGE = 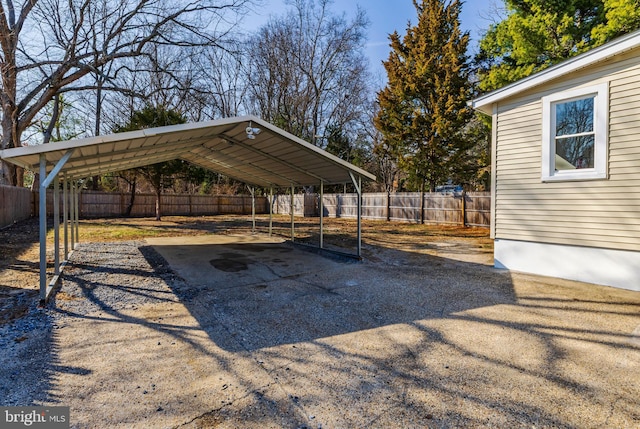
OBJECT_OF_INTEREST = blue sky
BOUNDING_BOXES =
[242,0,500,81]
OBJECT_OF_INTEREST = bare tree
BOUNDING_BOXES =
[139,42,249,121]
[196,43,249,119]
[0,0,252,185]
[245,0,371,145]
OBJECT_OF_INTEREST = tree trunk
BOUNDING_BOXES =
[1,112,20,186]
[93,72,103,192]
[386,190,391,222]
[1,161,16,186]
[125,180,136,217]
[30,172,40,192]
[91,176,100,191]
[155,188,162,221]
[15,167,24,187]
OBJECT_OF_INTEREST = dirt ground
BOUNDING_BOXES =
[0,214,493,314]
[0,214,493,364]
[1,215,639,428]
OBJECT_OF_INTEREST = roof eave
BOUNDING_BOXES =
[248,116,376,182]
[0,115,376,187]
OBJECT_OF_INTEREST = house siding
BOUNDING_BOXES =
[494,48,640,252]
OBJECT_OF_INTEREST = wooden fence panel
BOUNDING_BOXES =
[81,191,122,218]
[1,186,489,227]
[128,194,155,217]
[361,193,388,220]
[320,194,338,217]
[190,195,219,216]
[320,194,356,218]
[219,195,245,214]
[273,194,306,216]
[276,191,490,227]
[62,192,269,218]
[335,194,359,218]
[162,194,190,216]
[464,192,491,227]
[424,194,462,225]
[304,194,316,217]
[0,185,32,228]
[389,193,421,223]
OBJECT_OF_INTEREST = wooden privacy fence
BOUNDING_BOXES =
[273,192,490,227]
[0,185,32,228]
[2,187,489,227]
[34,191,269,218]
[77,191,269,218]
[272,194,316,217]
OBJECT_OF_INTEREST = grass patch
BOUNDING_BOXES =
[40,215,490,249]
[77,222,183,241]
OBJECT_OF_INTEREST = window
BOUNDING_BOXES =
[541,83,608,181]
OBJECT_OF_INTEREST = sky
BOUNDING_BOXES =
[242,0,500,82]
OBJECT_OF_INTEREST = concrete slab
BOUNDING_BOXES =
[147,234,346,292]
[144,233,640,428]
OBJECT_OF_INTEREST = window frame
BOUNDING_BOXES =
[541,82,609,182]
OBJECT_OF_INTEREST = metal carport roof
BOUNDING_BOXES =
[0,115,375,186]
[0,115,376,304]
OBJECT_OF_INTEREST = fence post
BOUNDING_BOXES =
[290,185,295,241]
[420,188,425,224]
[53,175,60,275]
[63,177,69,259]
[461,190,467,227]
[269,187,273,236]
[319,181,324,249]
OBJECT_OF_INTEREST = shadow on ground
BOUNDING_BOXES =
[146,239,516,353]
[141,234,639,427]
[0,219,68,407]
[4,216,637,428]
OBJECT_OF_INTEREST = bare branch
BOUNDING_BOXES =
[0,0,253,182]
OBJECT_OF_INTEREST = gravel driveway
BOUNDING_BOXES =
[1,231,639,428]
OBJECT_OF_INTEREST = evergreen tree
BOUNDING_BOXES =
[374,0,473,193]
[591,0,640,44]
[323,124,369,167]
[114,106,187,221]
[477,0,640,92]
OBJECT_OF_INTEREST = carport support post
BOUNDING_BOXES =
[70,181,75,250]
[357,175,362,257]
[63,175,69,260]
[319,180,324,249]
[248,186,256,233]
[349,172,362,258]
[38,154,47,302]
[53,175,60,275]
[269,187,273,237]
[290,184,295,242]
[74,181,79,247]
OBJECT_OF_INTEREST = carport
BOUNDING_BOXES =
[0,115,375,304]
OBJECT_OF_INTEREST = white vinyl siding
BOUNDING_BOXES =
[493,51,640,253]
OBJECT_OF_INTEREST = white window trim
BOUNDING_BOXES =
[541,82,609,182]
